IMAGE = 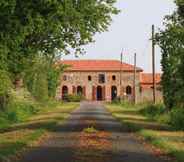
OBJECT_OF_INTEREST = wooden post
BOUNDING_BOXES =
[120,51,123,100]
[152,25,156,104]
[134,53,137,104]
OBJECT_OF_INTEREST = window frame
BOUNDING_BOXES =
[98,74,105,84]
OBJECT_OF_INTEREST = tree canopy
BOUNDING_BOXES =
[156,0,184,109]
[0,0,119,108]
[0,0,119,75]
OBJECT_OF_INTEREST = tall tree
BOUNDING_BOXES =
[0,0,119,77]
[156,0,184,109]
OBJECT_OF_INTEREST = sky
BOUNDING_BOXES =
[63,0,176,73]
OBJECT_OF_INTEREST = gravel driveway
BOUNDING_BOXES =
[19,102,167,162]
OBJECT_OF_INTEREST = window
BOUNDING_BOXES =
[62,86,68,100]
[88,75,92,81]
[99,74,105,84]
[77,86,83,96]
[126,86,132,95]
[63,75,67,81]
[112,75,116,81]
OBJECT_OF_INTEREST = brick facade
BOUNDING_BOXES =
[56,60,162,103]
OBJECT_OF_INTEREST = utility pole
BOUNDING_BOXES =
[133,53,137,104]
[120,51,123,100]
[152,25,156,104]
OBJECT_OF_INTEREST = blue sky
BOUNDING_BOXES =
[63,0,176,72]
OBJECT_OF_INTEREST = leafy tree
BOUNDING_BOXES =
[0,0,119,105]
[156,0,184,109]
[47,64,66,98]
[0,70,12,111]
[0,0,119,76]
[29,57,49,101]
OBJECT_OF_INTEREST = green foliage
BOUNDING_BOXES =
[139,103,171,124]
[156,0,184,109]
[65,94,85,102]
[32,71,49,102]
[0,70,12,111]
[0,0,119,77]
[83,127,98,133]
[47,64,65,98]
[23,57,49,101]
[5,101,38,122]
[140,104,165,119]
[170,108,184,130]
[0,70,11,96]
[0,0,118,109]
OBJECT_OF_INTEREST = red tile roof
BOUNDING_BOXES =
[140,73,161,84]
[59,60,143,72]
[140,73,162,89]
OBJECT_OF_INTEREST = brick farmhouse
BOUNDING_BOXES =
[56,60,162,103]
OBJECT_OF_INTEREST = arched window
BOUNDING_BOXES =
[112,75,116,81]
[126,86,132,95]
[88,75,92,81]
[62,86,68,100]
[77,86,83,96]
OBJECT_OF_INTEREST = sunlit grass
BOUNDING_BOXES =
[83,126,98,134]
[106,103,184,162]
[0,102,79,161]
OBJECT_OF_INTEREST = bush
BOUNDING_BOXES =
[140,104,165,119]
[170,108,184,130]
[111,97,121,104]
[5,101,38,122]
[0,70,12,111]
[64,94,85,102]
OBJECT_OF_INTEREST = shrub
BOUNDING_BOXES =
[170,108,184,130]
[0,70,12,111]
[140,104,165,120]
[6,101,38,122]
[111,97,121,104]
[64,94,85,102]
[32,71,49,102]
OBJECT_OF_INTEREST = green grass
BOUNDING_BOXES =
[106,103,184,162]
[83,126,98,134]
[0,101,79,162]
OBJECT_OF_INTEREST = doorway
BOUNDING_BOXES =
[111,86,117,101]
[97,86,103,101]
[62,86,68,100]
[77,86,83,96]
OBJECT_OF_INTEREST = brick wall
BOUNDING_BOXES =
[56,71,143,102]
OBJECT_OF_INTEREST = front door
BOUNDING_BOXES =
[97,86,103,101]
[111,86,117,100]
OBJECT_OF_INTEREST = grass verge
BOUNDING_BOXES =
[0,102,79,162]
[106,103,184,162]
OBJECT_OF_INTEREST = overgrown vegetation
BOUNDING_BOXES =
[0,0,118,110]
[64,94,85,102]
[156,0,184,110]
[0,90,79,161]
[106,103,184,162]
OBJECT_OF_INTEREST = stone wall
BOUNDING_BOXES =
[56,71,142,102]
